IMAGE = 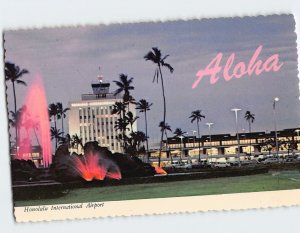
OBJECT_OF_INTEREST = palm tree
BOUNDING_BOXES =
[71,134,84,153]
[127,131,147,156]
[189,110,205,163]
[260,138,275,155]
[50,127,63,150]
[136,99,153,157]
[113,74,135,151]
[173,128,186,137]
[113,73,134,106]
[8,107,25,148]
[283,138,297,157]
[59,133,72,148]
[244,111,255,156]
[111,101,126,118]
[135,131,147,153]
[173,128,187,161]
[159,121,172,162]
[48,103,60,149]
[114,118,130,132]
[125,94,136,112]
[144,47,174,166]
[57,102,70,137]
[125,111,139,133]
[114,118,130,149]
[5,62,29,149]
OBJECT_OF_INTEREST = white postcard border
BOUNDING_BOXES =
[14,189,300,222]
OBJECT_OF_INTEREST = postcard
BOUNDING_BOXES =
[3,14,300,222]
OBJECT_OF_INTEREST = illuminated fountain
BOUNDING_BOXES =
[152,165,167,176]
[16,75,52,167]
[73,152,122,181]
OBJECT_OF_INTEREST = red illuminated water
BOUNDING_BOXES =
[152,165,167,175]
[73,153,122,181]
[17,75,52,167]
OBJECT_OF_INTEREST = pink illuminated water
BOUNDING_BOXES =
[17,75,52,167]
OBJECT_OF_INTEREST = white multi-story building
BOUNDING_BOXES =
[68,77,137,153]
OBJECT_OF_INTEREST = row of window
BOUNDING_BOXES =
[166,138,275,148]
[83,135,118,140]
[79,106,114,119]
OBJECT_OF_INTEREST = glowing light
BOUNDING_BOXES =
[17,75,52,167]
[152,165,167,175]
[73,153,122,181]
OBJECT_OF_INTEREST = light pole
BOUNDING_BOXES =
[191,130,197,150]
[179,135,184,162]
[206,123,214,163]
[273,97,279,158]
[295,129,300,154]
[231,108,241,166]
[295,129,300,137]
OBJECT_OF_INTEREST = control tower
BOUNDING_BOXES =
[91,74,110,98]
[69,67,137,153]
[81,68,118,100]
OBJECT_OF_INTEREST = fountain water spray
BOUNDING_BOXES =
[73,152,122,181]
[17,75,52,167]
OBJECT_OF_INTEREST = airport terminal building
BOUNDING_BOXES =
[150,128,300,161]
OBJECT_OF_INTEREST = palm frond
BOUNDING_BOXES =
[161,62,174,73]
[16,80,27,86]
[161,54,170,61]
[16,69,29,78]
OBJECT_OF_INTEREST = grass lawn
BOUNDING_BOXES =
[15,170,300,206]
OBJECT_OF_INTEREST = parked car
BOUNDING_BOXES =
[170,161,192,169]
[212,162,231,168]
[241,160,259,166]
[191,163,212,169]
[284,156,297,163]
[229,161,240,166]
[262,157,280,164]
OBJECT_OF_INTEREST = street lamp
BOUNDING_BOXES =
[231,108,241,166]
[206,123,214,163]
[273,97,279,158]
[178,135,184,162]
[295,129,300,150]
[191,130,197,148]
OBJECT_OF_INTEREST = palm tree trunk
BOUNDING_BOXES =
[12,81,18,155]
[61,116,64,137]
[54,115,57,150]
[249,121,252,156]
[122,104,126,152]
[158,65,166,167]
[197,121,201,164]
[144,111,150,162]
[165,131,172,163]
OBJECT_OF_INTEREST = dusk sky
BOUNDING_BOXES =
[4,14,299,143]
